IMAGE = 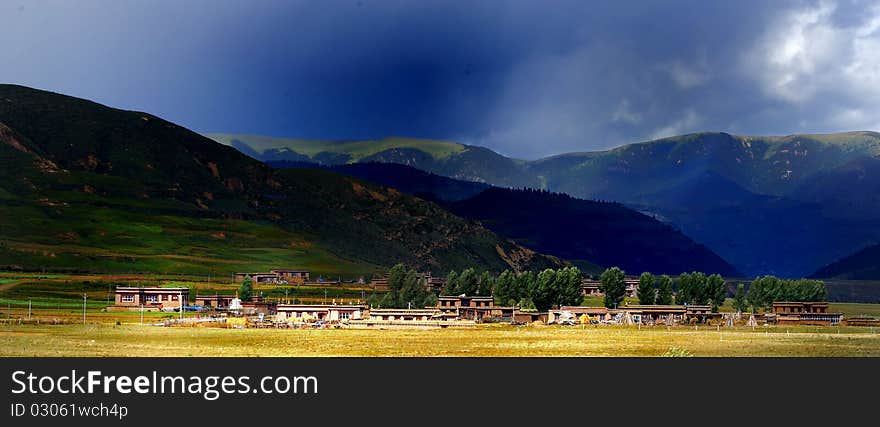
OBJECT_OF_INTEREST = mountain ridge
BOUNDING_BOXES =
[218,130,880,277]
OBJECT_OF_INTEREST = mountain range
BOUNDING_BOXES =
[270,161,741,277]
[216,132,880,278]
[0,84,563,277]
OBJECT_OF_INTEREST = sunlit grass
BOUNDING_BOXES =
[1,323,877,357]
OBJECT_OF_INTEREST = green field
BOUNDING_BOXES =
[1,323,878,357]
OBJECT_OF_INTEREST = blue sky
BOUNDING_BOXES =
[2,0,879,158]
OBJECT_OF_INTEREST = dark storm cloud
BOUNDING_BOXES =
[1,0,878,158]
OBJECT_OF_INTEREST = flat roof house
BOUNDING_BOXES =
[581,278,639,298]
[232,269,311,285]
[772,302,842,326]
[194,294,236,309]
[437,295,513,322]
[271,269,310,283]
[548,306,610,324]
[276,304,366,323]
[112,287,189,311]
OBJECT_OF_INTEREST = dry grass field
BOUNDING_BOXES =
[1,273,879,357]
[1,323,878,357]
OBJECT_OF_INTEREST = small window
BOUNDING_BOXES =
[121,295,134,303]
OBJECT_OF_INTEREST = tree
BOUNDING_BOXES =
[379,292,396,308]
[477,271,494,296]
[442,271,458,296]
[692,272,710,305]
[656,275,674,305]
[238,275,253,302]
[732,284,748,313]
[456,268,478,296]
[399,269,428,308]
[518,297,537,311]
[637,272,656,305]
[707,274,726,312]
[516,271,536,304]
[366,293,381,308]
[422,292,438,308]
[557,267,584,307]
[600,267,626,309]
[677,272,709,305]
[384,263,408,307]
[494,270,515,306]
[747,276,766,312]
[533,269,558,311]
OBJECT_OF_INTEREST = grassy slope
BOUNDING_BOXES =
[0,84,560,276]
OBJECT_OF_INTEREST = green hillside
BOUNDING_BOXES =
[0,85,562,277]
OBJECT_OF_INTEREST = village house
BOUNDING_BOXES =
[621,305,689,324]
[239,293,277,315]
[772,302,843,326]
[370,274,389,290]
[425,272,447,292]
[270,269,310,283]
[581,278,639,298]
[437,295,513,322]
[111,286,189,311]
[194,294,236,310]
[513,311,548,324]
[232,269,310,284]
[367,308,446,321]
[548,306,610,324]
[276,304,366,323]
[548,304,714,325]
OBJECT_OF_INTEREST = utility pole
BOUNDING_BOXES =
[28,299,32,318]
[82,294,87,325]
[140,304,144,325]
[179,291,183,320]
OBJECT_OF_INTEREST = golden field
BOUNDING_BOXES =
[1,323,878,357]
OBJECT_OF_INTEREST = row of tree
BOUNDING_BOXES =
[600,267,827,313]
[367,264,438,308]
[492,267,584,311]
[442,268,494,297]
[597,268,726,310]
[444,267,583,311]
[733,276,827,313]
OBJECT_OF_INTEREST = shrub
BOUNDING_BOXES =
[661,347,694,357]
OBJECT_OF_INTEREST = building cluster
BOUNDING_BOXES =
[109,271,862,328]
